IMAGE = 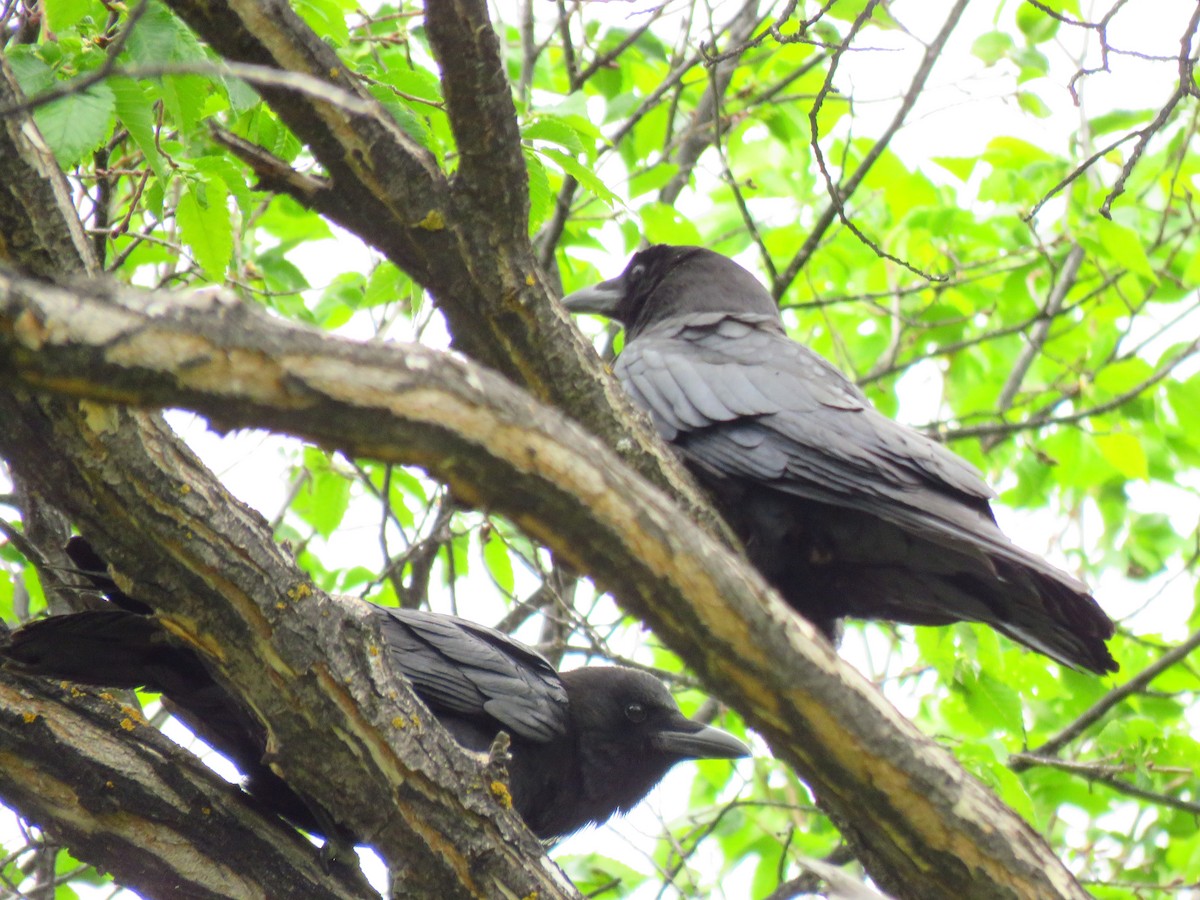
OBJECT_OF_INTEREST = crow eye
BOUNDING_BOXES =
[628,263,646,282]
[624,703,647,723]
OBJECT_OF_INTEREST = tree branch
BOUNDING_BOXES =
[0,269,1093,900]
[0,671,378,900]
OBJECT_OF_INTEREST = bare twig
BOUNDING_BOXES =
[1012,627,1200,768]
[776,0,969,294]
[982,244,1085,450]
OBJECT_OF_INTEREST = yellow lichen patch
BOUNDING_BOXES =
[287,582,312,601]
[368,644,380,656]
[417,210,445,231]
[98,692,114,701]
[105,781,114,789]
[276,602,287,610]
[489,780,512,809]
[22,712,37,724]
[525,273,536,286]
[392,717,407,730]
[410,713,421,729]
[119,718,135,731]
[201,806,212,816]
[121,705,147,725]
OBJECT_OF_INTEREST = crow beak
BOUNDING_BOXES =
[651,721,750,760]
[561,275,626,318]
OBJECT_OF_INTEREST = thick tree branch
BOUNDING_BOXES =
[0,43,576,900]
[0,671,378,900]
[0,271,1093,900]
[160,0,731,542]
[425,0,529,243]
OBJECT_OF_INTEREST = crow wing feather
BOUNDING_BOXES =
[377,608,568,743]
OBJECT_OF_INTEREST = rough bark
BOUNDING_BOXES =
[0,43,576,900]
[0,670,378,900]
[0,270,1092,900]
[159,0,728,539]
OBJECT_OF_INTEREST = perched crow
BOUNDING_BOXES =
[563,245,1117,673]
[1,537,748,840]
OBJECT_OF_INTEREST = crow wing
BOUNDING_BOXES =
[616,313,1115,671]
[617,313,1004,549]
[377,608,569,743]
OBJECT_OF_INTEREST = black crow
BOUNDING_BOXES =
[1,537,748,840]
[563,245,1117,673]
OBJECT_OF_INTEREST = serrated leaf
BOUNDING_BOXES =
[524,148,552,231]
[160,74,211,136]
[292,450,351,538]
[522,117,586,155]
[364,261,405,309]
[110,77,168,179]
[33,82,115,167]
[176,178,232,280]
[4,48,55,97]
[537,147,620,207]
[124,1,207,65]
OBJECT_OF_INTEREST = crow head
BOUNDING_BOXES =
[562,245,779,339]
[559,666,748,825]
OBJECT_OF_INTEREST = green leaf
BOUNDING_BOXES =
[971,31,1013,66]
[481,529,515,595]
[294,0,350,46]
[43,0,92,32]
[291,451,352,539]
[959,670,1024,734]
[110,77,168,179]
[124,1,207,65]
[522,117,587,155]
[363,261,406,309]
[33,81,115,167]
[536,147,621,208]
[1096,218,1157,283]
[1016,4,1059,43]
[1093,432,1148,480]
[176,178,233,280]
[640,201,702,246]
[160,74,211,136]
[1016,91,1051,118]
[931,156,976,181]
[4,48,55,97]
[524,148,552,230]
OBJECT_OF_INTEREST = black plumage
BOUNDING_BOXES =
[1,537,748,840]
[563,245,1117,673]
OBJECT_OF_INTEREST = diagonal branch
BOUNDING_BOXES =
[0,671,378,900]
[0,269,1094,900]
[1013,626,1200,768]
